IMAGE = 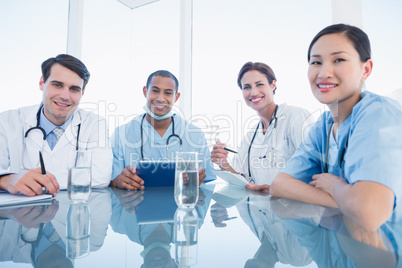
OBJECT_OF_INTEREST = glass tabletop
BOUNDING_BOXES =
[0,181,401,268]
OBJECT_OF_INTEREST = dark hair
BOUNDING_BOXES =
[307,23,371,63]
[41,54,90,89]
[237,62,277,93]
[146,70,179,92]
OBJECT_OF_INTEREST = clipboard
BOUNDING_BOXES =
[136,160,176,187]
[212,170,249,188]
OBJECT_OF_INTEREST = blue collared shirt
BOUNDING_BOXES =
[40,107,73,150]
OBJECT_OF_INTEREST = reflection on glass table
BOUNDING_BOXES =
[0,200,63,267]
[110,186,211,268]
[0,188,111,267]
[174,208,199,267]
[1,182,402,267]
[237,195,312,267]
[270,197,402,268]
[66,202,90,259]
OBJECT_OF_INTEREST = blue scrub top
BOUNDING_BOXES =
[110,113,216,182]
[282,91,402,218]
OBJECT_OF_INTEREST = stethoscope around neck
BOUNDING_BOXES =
[247,104,279,183]
[22,104,81,169]
[140,113,183,160]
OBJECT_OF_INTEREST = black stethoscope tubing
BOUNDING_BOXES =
[25,104,81,151]
[140,113,183,160]
[20,223,44,268]
[247,104,278,180]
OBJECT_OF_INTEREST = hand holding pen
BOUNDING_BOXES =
[211,140,237,172]
[222,147,237,154]
[38,151,60,196]
[0,159,60,197]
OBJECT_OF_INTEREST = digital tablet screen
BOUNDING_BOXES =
[136,161,176,187]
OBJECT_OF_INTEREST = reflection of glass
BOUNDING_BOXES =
[174,152,199,208]
[174,208,198,267]
[68,150,92,203]
[66,202,90,259]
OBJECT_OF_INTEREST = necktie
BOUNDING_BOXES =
[53,127,64,141]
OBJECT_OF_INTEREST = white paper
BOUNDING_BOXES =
[0,192,53,208]
[212,185,250,208]
[212,170,249,188]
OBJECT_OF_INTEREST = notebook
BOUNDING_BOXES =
[0,192,53,209]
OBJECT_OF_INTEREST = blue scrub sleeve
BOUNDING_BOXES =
[281,115,328,183]
[344,99,402,195]
[111,127,126,181]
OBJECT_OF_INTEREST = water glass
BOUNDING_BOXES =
[68,150,92,203]
[174,208,198,267]
[174,152,199,208]
[66,202,90,259]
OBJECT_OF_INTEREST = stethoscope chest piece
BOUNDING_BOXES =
[140,114,183,160]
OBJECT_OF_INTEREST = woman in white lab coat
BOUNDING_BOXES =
[211,62,314,185]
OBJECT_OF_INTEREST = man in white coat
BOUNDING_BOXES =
[0,54,112,196]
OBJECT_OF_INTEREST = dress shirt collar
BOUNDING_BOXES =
[40,106,74,135]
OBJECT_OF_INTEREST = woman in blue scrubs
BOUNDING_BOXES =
[247,24,402,231]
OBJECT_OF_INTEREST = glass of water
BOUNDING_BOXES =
[68,150,92,203]
[174,152,199,208]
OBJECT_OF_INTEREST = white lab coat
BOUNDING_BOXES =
[232,104,315,185]
[0,104,113,189]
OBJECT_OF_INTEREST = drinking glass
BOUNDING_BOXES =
[68,150,92,203]
[174,152,199,208]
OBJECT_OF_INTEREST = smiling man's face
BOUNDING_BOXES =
[143,75,179,118]
[40,63,84,126]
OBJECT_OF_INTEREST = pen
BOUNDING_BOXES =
[39,152,49,195]
[223,147,238,154]
[223,216,237,221]
[211,216,237,223]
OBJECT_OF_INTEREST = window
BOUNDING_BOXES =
[0,0,68,112]
[192,0,331,147]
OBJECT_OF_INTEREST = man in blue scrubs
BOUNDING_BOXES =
[110,70,215,190]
